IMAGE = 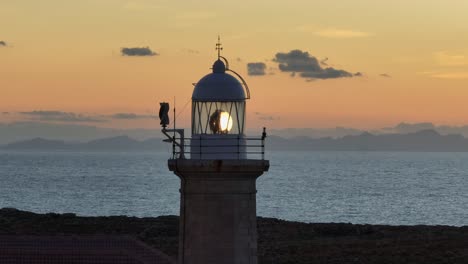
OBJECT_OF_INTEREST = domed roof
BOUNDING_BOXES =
[192,60,246,102]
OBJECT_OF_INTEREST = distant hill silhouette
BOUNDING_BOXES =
[5,121,468,145]
[2,136,166,151]
[267,129,468,151]
[2,138,71,150]
[2,129,468,151]
[0,122,159,145]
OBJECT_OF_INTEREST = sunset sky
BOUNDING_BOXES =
[1,0,468,131]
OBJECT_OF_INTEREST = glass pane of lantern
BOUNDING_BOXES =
[192,102,200,134]
[236,101,246,134]
[192,101,245,135]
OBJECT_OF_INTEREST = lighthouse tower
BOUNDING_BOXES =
[162,38,269,264]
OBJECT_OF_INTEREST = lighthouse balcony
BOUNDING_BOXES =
[170,134,266,160]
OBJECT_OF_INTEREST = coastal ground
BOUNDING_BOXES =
[1,208,467,263]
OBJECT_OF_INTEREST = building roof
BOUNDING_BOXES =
[192,59,246,102]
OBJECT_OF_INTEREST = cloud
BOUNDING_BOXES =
[313,29,372,38]
[121,47,158,56]
[431,72,468,79]
[20,111,105,123]
[254,112,280,121]
[259,115,279,121]
[2,112,9,115]
[0,41,7,47]
[380,73,391,78]
[295,25,372,38]
[418,70,468,79]
[434,51,468,66]
[247,62,267,76]
[274,50,357,80]
[391,122,435,134]
[19,111,156,123]
[110,113,156,120]
[184,49,199,54]
[354,72,363,77]
[320,57,328,66]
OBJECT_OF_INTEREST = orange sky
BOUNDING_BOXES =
[1,0,468,131]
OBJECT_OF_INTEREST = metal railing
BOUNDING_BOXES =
[163,129,267,160]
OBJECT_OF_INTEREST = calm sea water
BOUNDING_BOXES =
[0,150,467,226]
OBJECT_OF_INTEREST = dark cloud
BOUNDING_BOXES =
[389,122,435,134]
[110,113,155,120]
[300,68,353,79]
[19,111,157,122]
[111,113,139,119]
[247,62,267,76]
[354,72,363,77]
[0,41,7,47]
[121,47,158,56]
[20,111,105,123]
[274,50,357,80]
[380,73,391,78]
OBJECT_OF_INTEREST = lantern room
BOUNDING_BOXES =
[192,59,247,135]
[160,37,266,160]
[189,40,251,159]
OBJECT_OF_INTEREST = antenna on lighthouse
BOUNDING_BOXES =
[215,35,223,59]
[173,96,176,143]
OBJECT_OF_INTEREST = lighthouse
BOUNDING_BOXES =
[160,38,269,264]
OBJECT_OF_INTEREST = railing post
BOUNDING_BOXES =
[262,127,267,160]
[237,134,240,160]
[172,135,176,159]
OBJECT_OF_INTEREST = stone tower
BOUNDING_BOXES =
[163,39,269,264]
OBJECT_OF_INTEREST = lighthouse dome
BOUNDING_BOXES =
[192,59,246,102]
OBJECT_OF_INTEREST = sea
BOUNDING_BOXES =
[0,150,467,226]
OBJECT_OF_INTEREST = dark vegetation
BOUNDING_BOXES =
[1,208,467,263]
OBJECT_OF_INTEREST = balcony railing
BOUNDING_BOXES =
[162,128,267,160]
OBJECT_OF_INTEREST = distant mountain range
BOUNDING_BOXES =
[1,136,166,151]
[0,122,159,145]
[4,121,468,145]
[3,130,468,152]
[267,130,468,151]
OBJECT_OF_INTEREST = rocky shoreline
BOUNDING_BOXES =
[1,208,467,263]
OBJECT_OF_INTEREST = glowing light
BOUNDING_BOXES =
[220,111,233,132]
[209,110,234,134]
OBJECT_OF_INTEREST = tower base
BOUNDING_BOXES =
[169,159,269,264]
